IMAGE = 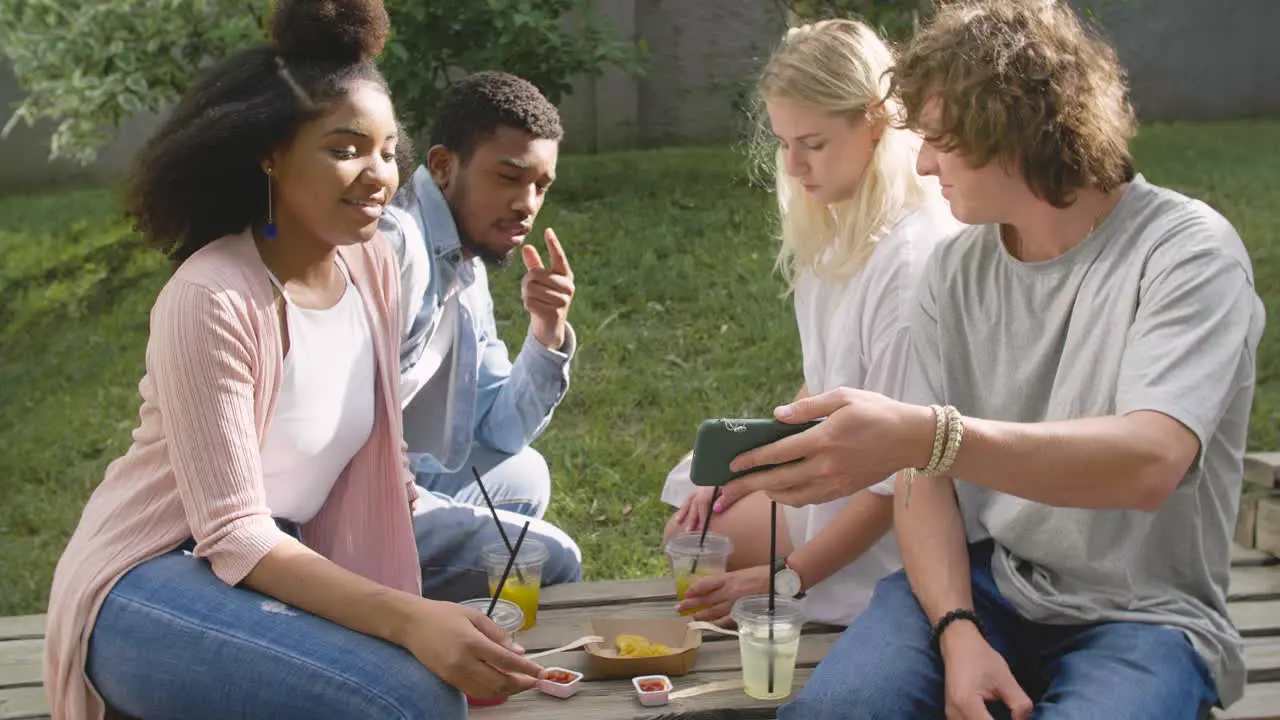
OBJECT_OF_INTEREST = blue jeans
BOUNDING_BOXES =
[413,443,582,602]
[87,550,465,720]
[778,541,1219,720]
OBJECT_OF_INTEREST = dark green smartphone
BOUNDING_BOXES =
[689,418,821,487]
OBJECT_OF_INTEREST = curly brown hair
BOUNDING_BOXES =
[889,0,1136,207]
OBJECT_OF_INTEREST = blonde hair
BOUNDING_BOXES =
[752,19,931,288]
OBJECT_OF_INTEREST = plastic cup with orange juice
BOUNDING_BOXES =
[665,532,734,616]
[482,538,547,630]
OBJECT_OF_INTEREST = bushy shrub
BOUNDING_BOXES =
[0,0,644,164]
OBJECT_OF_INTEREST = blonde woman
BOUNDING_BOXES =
[660,18,963,627]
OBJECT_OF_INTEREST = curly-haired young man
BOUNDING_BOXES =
[379,71,583,601]
[706,2,1267,718]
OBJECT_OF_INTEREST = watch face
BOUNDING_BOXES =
[775,568,801,598]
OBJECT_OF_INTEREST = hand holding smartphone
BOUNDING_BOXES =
[689,418,821,488]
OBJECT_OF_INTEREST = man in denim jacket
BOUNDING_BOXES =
[379,71,582,600]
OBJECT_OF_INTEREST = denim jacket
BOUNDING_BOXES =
[379,166,575,475]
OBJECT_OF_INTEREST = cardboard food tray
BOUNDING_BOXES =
[584,616,702,679]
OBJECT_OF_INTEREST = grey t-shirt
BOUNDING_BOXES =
[904,174,1266,706]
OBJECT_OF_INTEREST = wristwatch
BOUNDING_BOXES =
[771,556,807,599]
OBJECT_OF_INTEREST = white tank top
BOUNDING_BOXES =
[260,257,376,524]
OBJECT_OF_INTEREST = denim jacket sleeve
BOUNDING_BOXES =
[469,264,575,454]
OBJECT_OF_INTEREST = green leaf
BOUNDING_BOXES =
[118,92,142,114]
[0,0,269,163]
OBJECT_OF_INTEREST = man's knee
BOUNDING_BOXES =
[525,517,582,585]
[455,443,553,518]
[542,538,583,585]
[1038,623,1218,720]
[518,446,552,516]
[488,445,552,518]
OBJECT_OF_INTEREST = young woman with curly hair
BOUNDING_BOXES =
[43,2,543,717]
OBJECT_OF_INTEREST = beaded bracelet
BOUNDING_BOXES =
[929,608,984,654]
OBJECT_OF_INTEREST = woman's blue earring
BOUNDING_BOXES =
[264,166,278,239]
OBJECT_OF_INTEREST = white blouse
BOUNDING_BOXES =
[260,257,376,524]
[785,199,964,625]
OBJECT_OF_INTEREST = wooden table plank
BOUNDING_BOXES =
[1234,545,1280,567]
[0,686,47,720]
[540,579,674,609]
[1246,452,1280,478]
[1232,567,1280,602]
[1248,638,1280,684]
[0,620,41,644]
[1234,601,1280,637]
[0,641,41,690]
[1219,682,1280,720]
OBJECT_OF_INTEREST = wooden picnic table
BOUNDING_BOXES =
[3,543,1280,719]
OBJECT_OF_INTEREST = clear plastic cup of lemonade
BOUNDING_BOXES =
[481,538,548,630]
[665,532,734,616]
[731,594,803,700]
[459,597,525,707]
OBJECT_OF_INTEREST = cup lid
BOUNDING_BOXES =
[665,531,734,556]
[481,537,548,565]
[461,598,524,633]
[730,593,804,627]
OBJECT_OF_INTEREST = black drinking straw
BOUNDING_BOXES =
[472,466,526,584]
[768,500,777,694]
[487,520,532,618]
[689,485,722,574]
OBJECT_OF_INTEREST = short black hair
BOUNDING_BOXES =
[429,71,563,162]
[124,0,413,266]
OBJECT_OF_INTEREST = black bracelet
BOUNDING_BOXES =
[929,608,983,654]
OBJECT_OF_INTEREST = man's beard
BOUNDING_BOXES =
[449,176,516,270]
[462,235,514,270]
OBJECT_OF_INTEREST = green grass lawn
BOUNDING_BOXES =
[2,121,1278,616]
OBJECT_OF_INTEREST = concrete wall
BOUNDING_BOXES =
[1,0,1276,191]
[557,0,785,151]
[1070,0,1279,121]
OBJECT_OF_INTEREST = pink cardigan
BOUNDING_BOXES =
[43,231,422,719]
